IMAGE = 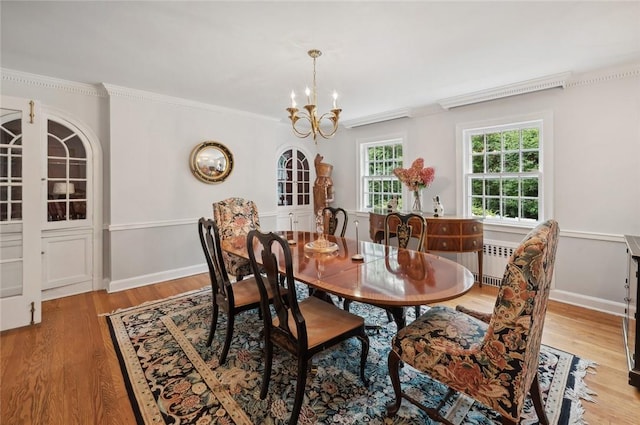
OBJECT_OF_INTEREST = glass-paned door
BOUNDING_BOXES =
[277,148,310,207]
[0,96,42,331]
[46,119,88,223]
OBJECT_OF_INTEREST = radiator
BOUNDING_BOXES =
[460,240,518,287]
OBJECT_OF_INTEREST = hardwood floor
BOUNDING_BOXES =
[1,275,639,424]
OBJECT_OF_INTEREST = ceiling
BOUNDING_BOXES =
[2,1,639,123]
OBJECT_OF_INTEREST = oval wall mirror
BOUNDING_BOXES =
[189,141,234,183]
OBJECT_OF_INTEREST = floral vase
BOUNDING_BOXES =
[412,190,422,212]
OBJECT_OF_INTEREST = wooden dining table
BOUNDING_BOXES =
[221,231,475,329]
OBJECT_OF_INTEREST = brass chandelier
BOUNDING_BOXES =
[286,49,341,143]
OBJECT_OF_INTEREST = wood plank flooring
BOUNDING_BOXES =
[1,275,639,424]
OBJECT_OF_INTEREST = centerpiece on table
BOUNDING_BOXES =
[393,158,435,212]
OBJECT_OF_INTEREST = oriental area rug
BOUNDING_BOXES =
[106,287,596,425]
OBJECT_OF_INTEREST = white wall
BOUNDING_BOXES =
[105,86,300,288]
[320,64,640,315]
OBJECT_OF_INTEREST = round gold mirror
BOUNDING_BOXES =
[189,141,234,183]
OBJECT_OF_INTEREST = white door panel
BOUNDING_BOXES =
[1,96,42,331]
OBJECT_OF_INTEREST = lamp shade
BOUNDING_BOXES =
[52,182,75,195]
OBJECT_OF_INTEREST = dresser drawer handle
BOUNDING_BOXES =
[472,225,477,231]
[442,227,448,232]
[442,242,447,247]
[472,240,477,246]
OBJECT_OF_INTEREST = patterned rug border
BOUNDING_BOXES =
[106,288,598,425]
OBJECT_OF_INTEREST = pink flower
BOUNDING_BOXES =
[393,158,436,191]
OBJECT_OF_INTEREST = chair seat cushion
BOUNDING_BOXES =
[231,277,284,308]
[392,306,488,372]
[274,296,365,350]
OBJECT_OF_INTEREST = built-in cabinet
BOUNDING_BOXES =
[1,95,98,332]
[41,117,94,300]
[276,147,313,231]
[624,235,640,388]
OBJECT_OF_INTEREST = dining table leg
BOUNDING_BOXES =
[387,307,406,330]
[311,289,338,306]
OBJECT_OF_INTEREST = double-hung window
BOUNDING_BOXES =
[359,138,404,211]
[459,113,552,225]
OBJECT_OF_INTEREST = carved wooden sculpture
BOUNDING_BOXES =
[313,154,334,215]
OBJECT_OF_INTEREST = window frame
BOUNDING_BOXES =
[357,135,405,212]
[456,111,554,228]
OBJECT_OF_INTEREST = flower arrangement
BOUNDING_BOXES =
[393,158,435,191]
[393,158,435,211]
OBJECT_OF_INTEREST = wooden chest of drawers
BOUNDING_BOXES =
[369,212,484,285]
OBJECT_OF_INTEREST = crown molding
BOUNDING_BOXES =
[438,72,572,110]
[1,68,107,97]
[101,83,279,121]
[341,108,412,128]
[566,63,640,88]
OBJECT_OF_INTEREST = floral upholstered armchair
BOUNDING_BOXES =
[212,197,261,281]
[387,219,560,425]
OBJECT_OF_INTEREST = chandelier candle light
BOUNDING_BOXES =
[393,158,436,212]
[287,49,341,143]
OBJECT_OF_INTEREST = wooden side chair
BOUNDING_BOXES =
[247,229,370,425]
[387,212,427,318]
[383,211,427,252]
[322,206,348,237]
[386,219,560,425]
[198,218,282,364]
[212,197,260,281]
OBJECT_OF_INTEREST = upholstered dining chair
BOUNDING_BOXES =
[386,219,560,425]
[322,206,348,237]
[212,197,260,281]
[198,218,283,364]
[247,229,370,425]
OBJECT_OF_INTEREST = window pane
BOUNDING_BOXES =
[69,159,87,179]
[10,202,21,220]
[486,154,501,173]
[504,198,518,218]
[486,179,500,196]
[471,179,483,196]
[503,178,519,197]
[503,130,520,150]
[472,155,484,173]
[486,133,501,152]
[504,152,519,172]
[65,136,85,158]
[471,197,483,216]
[522,128,539,149]
[471,135,484,153]
[522,199,539,219]
[48,120,74,140]
[486,198,500,216]
[48,137,67,157]
[522,178,538,197]
[11,186,22,201]
[522,151,539,171]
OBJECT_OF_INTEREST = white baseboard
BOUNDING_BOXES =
[42,281,95,301]
[107,264,208,293]
[550,289,630,318]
